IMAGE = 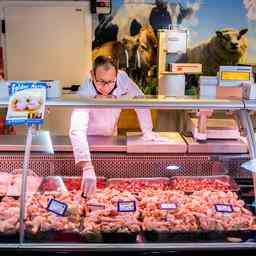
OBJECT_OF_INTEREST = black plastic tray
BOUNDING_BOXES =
[25,230,83,243]
[0,232,19,243]
[101,232,138,243]
[143,230,256,243]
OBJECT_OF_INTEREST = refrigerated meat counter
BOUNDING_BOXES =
[0,95,256,253]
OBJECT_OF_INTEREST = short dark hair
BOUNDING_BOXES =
[93,56,118,72]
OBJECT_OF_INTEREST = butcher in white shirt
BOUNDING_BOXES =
[69,56,159,196]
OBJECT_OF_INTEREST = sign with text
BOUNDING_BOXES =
[6,81,46,126]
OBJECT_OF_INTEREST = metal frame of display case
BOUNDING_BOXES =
[0,95,256,252]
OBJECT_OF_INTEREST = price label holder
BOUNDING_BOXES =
[160,202,177,210]
[87,204,106,211]
[117,201,136,212]
[214,204,234,213]
[47,199,68,216]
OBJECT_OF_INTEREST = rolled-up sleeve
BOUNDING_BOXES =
[69,108,91,164]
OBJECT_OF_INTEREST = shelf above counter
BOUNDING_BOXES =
[0,95,245,110]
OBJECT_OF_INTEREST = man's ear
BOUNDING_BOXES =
[216,30,224,38]
[90,70,95,80]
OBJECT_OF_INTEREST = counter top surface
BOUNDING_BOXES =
[0,135,127,152]
[0,95,244,110]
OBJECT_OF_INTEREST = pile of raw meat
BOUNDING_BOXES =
[0,174,255,240]
[82,188,141,235]
[0,197,20,234]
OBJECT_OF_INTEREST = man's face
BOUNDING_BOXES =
[92,66,117,96]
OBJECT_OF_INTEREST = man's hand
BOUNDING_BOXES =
[82,163,96,197]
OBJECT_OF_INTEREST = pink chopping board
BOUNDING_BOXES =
[127,132,187,153]
[184,136,248,154]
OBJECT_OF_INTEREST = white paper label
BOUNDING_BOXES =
[117,201,136,212]
[160,202,177,210]
[47,199,67,216]
[214,204,233,213]
[87,204,105,211]
[166,30,187,53]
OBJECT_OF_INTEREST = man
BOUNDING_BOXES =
[70,56,162,196]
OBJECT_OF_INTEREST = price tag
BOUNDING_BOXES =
[87,204,105,211]
[6,81,47,126]
[117,201,136,212]
[160,202,177,210]
[214,204,233,213]
[47,199,68,216]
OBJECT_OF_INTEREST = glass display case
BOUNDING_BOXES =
[0,95,255,253]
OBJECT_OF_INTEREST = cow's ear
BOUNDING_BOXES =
[216,30,224,38]
[239,28,248,37]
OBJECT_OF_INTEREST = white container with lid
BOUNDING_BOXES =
[199,76,218,99]
[159,74,185,97]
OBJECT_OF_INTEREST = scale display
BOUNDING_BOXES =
[219,66,252,87]
[221,71,250,81]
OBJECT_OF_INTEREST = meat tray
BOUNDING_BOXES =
[143,230,256,243]
[63,176,106,191]
[39,176,106,193]
[107,177,170,192]
[25,230,83,243]
[169,175,240,193]
[0,232,19,243]
[101,232,139,243]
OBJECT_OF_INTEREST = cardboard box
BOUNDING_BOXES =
[216,86,243,100]
[171,63,202,74]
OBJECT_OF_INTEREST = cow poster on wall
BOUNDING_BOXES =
[92,0,256,95]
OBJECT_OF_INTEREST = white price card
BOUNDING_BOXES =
[87,204,106,211]
[47,199,68,216]
[6,81,47,126]
[117,201,136,212]
[160,202,177,210]
[214,204,234,213]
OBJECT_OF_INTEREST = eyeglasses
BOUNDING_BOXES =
[94,79,116,86]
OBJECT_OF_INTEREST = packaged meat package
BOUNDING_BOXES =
[0,172,12,196]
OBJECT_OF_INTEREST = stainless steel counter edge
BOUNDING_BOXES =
[244,100,256,110]
[0,96,245,110]
[0,242,255,251]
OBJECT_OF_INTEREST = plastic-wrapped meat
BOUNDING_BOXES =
[26,191,84,235]
[0,197,20,234]
[0,172,12,196]
[7,174,42,197]
[140,190,198,232]
[188,190,256,231]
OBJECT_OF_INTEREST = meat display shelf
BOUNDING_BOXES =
[0,95,245,110]
[0,242,255,251]
[0,135,126,152]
